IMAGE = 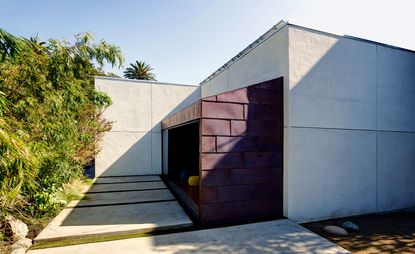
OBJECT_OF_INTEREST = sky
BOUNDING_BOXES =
[1,0,414,84]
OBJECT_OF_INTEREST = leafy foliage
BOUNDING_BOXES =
[0,29,123,218]
[0,29,20,61]
[123,60,156,80]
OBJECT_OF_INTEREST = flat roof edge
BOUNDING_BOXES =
[95,76,199,87]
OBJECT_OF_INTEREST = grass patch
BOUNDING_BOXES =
[30,217,286,250]
[57,178,92,203]
[30,231,153,250]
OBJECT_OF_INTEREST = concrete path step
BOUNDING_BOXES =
[29,220,350,254]
[94,175,161,184]
[67,189,174,208]
[35,201,191,243]
[34,176,192,244]
[87,181,166,193]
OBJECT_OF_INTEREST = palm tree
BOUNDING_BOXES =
[123,60,156,81]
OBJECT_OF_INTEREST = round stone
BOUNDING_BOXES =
[11,238,32,249]
[341,221,359,232]
[323,225,348,236]
[11,248,27,254]
[5,215,29,240]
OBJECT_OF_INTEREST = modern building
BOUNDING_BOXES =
[95,20,415,223]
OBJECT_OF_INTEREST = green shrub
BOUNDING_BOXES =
[30,184,67,218]
[0,29,123,218]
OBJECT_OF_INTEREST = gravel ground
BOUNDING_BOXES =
[302,211,415,254]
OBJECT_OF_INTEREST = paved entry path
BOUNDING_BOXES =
[34,176,193,243]
[29,220,350,254]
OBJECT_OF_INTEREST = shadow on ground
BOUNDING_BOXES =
[303,211,415,254]
[29,220,350,254]
[149,223,349,253]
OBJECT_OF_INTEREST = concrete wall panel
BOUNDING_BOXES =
[228,27,288,91]
[95,77,199,176]
[201,69,229,98]
[377,46,415,132]
[283,127,289,217]
[378,131,415,211]
[288,27,377,130]
[96,132,152,176]
[162,130,168,175]
[96,79,152,132]
[288,127,377,222]
[152,84,200,132]
[151,132,162,175]
[201,26,288,99]
[286,26,415,221]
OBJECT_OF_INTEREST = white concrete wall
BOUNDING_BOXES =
[162,130,168,175]
[288,128,378,221]
[377,45,415,132]
[95,77,200,176]
[201,25,289,100]
[198,24,415,222]
[378,131,415,211]
[286,26,415,222]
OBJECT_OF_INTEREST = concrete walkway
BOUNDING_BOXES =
[29,220,350,254]
[34,176,193,243]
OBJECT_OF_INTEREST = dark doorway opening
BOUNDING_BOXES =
[166,121,200,216]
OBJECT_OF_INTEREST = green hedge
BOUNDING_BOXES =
[0,29,124,217]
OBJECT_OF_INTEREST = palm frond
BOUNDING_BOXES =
[123,60,156,81]
[0,28,22,61]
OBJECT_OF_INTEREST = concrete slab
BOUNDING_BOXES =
[67,189,174,208]
[29,220,350,254]
[87,181,166,193]
[35,177,192,243]
[94,175,161,184]
[34,201,192,243]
